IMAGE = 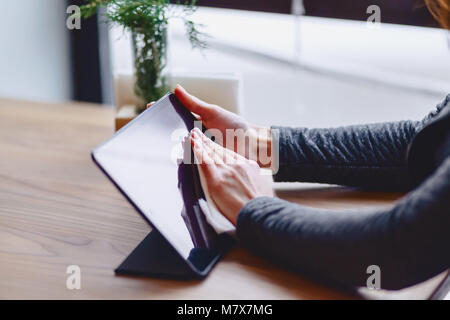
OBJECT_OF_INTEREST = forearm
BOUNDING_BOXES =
[236,158,450,290]
[271,121,420,190]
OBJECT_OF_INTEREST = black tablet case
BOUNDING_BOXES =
[115,230,197,279]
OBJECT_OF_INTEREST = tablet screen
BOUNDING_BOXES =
[92,94,221,273]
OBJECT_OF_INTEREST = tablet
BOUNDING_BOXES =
[92,93,226,277]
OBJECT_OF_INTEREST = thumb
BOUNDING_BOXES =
[174,85,215,116]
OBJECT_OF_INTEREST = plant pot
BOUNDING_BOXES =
[132,25,169,113]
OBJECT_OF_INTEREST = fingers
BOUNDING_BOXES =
[174,84,215,116]
[192,128,248,166]
[191,129,213,165]
[191,128,220,164]
[200,131,227,165]
[192,128,231,165]
[191,130,218,180]
[146,102,155,109]
[208,136,240,165]
[203,132,245,163]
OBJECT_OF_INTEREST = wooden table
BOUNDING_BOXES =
[0,99,446,299]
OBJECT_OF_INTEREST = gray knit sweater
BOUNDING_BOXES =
[236,95,450,290]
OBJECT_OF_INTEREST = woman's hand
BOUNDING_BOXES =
[173,85,273,169]
[190,127,273,225]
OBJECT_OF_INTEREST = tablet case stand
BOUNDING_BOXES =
[115,229,197,279]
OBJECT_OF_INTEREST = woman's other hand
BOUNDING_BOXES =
[190,127,273,225]
[175,85,273,169]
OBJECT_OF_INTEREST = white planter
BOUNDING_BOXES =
[114,71,243,115]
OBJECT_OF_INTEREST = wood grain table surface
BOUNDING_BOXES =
[0,99,446,299]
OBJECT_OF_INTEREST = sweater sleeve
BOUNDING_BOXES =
[271,95,450,191]
[272,121,418,190]
[237,157,450,290]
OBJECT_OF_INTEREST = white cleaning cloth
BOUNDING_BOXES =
[196,161,236,235]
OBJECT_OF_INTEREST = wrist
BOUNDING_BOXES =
[255,128,272,169]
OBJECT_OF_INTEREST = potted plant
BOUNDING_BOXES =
[80,0,207,113]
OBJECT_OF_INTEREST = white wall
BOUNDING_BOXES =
[0,0,72,102]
